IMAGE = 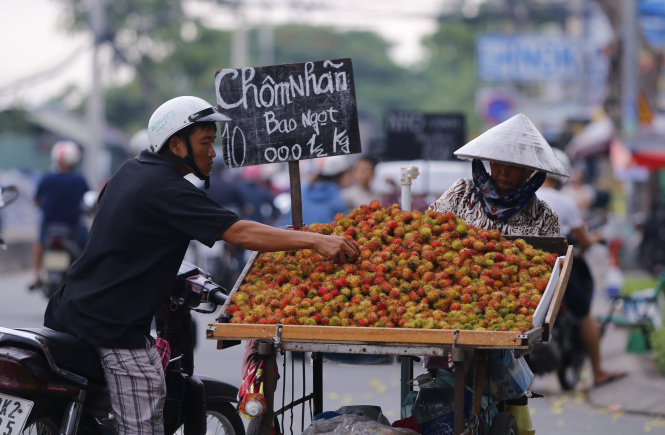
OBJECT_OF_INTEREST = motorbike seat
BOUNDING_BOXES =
[15,327,106,384]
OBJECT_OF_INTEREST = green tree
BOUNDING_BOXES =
[269,25,416,119]
[418,19,484,136]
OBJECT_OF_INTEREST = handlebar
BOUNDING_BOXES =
[207,289,228,306]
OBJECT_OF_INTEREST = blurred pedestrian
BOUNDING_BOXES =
[236,166,280,225]
[561,166,596,219]
[538,149,625,387]
[341,155,382,211]
[290,155,350,225]
[30,140,89,289]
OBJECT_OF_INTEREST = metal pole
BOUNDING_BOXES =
[231,0,249,68]
[87,0,106,190]
[621,0,638,138]
[258,1,274,66]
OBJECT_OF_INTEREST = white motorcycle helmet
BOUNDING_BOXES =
[147,96,230,153]
[51,140,81,168]
[147,96,231,188]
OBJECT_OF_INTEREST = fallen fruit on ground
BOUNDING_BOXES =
[225,201,559,332]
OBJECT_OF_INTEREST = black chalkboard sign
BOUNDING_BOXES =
[383,110,465,161]
[214,58,362,168]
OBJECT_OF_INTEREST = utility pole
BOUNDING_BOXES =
[87,0,107,189]
[258,0,274,66]
[231,0,249,68]
[621,0,638,138]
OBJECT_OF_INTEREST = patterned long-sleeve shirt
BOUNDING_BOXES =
[430,178,560,237]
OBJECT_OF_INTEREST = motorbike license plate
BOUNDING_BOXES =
[0,393,33,435]
[43,251,71,271]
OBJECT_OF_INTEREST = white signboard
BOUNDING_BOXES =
[477,34,582,82]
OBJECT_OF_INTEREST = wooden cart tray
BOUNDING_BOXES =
[207,240,573,352]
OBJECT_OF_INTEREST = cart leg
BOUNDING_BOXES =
[453,348,466,435]
[400,356,414,413]
[256,339,277,435]
[472,350,488,418]
[312,352,323,416]
[469,349,489,427]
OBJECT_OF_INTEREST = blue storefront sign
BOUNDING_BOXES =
[476,34,583,82]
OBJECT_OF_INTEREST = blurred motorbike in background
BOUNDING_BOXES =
[0,185,19,250]
[525,251,594,391]
[38,190,98,298]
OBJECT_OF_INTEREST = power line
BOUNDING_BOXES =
[0,42,92,97]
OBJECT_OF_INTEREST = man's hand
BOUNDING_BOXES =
[221,220,360,263]
[313,234,360,264]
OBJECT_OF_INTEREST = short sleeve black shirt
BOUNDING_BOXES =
[44,151,239,348]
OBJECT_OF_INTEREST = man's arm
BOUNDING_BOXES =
[220,220,359,264]
[570,225,603,254]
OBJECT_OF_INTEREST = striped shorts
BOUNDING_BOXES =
[99,338,167,435]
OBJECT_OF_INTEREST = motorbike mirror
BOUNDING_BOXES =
[82,190,98,212]
[0,185,18,209]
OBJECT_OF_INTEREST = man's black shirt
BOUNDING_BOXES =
[44,151,239,348]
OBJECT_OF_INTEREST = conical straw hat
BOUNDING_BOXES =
[454,113,570,177]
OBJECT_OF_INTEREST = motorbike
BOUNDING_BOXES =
[0,185,18,250]
[524,253,592,390]
[0,186,244,435]
[41,223,84,298]
[40,190,98,298]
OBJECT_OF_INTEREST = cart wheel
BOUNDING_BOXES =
[557,363,580,391]
[489,412,518,435]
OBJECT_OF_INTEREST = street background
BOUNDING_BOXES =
[3,0,665,433]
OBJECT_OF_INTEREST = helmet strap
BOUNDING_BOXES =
[167,133,211,189]
[183,135,210,189]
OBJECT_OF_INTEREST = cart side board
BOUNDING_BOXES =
[542,244,574,341]
[206,322,542,350]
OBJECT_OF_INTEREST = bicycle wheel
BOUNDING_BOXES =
[172,401,245,435]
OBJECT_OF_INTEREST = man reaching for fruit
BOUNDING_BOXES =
[427,112,626,388]
[43,96,359,435]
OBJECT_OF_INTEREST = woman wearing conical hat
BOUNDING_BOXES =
[430,113,569,236]
[427,113,627,388]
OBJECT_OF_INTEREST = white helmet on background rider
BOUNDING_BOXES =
[51,140,81,168]
[147,96,230,154]
[547,148,572,185]
[128,129,150,156]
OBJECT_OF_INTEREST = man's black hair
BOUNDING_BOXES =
[358,155,378,168]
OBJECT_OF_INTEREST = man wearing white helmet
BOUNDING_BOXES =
[44,96,360,435]
[30,140,89,289]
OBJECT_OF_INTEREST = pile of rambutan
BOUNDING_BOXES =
[225,201,558,332]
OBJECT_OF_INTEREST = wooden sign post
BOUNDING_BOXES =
[214,58,362,227]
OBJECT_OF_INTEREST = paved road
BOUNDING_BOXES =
[1,269,664,434]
